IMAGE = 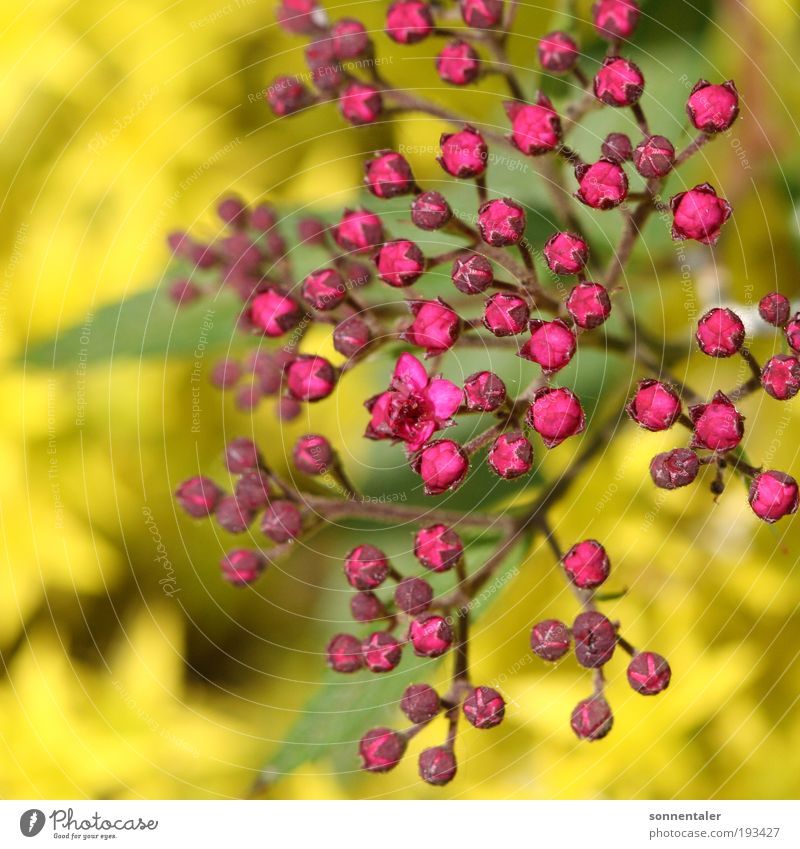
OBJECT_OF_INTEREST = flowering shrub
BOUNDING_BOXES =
[169,0,797,787]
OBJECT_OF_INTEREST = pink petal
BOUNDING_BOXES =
[392,352,429,392]
[406,420,436,452]
[426,379,463,421]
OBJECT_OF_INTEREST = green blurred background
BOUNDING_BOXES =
[2,0,800,799]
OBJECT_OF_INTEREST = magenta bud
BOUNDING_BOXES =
[483,292,529,336]
[345,544,390,590]
[224,438,262,473]
[571,695,613,740]
[250,204,277,232]
[414,525,464,572]
[563,539,610,589]
[334,208,384,254]
[478,198,527,246]
[593,56,644,107]
[601,132,632,163]
[249,289,303,338]
[438,127,488,178]
[215,496,254,534]
[487,431,534,479]
[530,619,571,661]
[505,94,562,156]
[419,746,457,786]
[670,183,732,245]
[459,0,503,28]
[333,315,371,358]
[787,314,800,353]
[302,268,347,311]
[260,500,303,543]
[395,577,434,615]
[758,292,791,328]
[633,134,675,178]
[327,633,364,673]
[293,434,334,475]
[386,1,433,44]
[538,31,579,73]
[210,358,242,389]
[376,239,426,288]
[687,80,739,133]
[403,299,461,355]
[168,279,202,306]
[689,391,744,452]
[437,40,481,86]
[267,75,314,117]
[696,307,745,357]
[526,386,586,448]
[362,631,403,673]
[220,549,266,586]
[593,0,639,40]
[331,18,370,60]
[649,448,700,490]
[217,195,247,228]
[627,652,672,695]
[401,683,441,724]
[748,470,799,523]
[285,355,337,402]
[452,254,494,295]
[567,281,612,329]
[234,469,272,510]
[365,150,415,199]
[575,159,628,209]
[464,370,506,411]
[412,439,470,495]
[573,611,616,668]
[176,476,222,518]
[626,379,682,431]
[359,727,406,772]
[520,318,576,374]
[277,396,302,421]
[543,231,589,275]
[761,355,800,400]
[351,591,387,623]
[409,615,453,658]
[339,81,382,125]
[235,383,262,411]
[276,0,326,34]
[412,191,453,231]
[463,686,505,729]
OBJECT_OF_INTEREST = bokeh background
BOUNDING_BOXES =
[2,0,800,799]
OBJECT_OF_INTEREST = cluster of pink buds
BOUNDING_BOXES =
[167,0,797,789]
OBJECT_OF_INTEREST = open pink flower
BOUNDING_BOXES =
[364,353,462,451]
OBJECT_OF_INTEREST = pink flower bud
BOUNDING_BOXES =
[483,292,529,336]
[649,448,700,490]
[217,195,247,228]
[748,470,799,523]
[573,611,616,668]
[593,56,644,107]
[331,18,370,59]
[538,31,579,73]
[687,80,739,133]
[519,318,577,373]
[364,150,415,198]
[414,525,464,572]
[464,370,506,411]
[531,619,571,661]
[305,38,344,92]
[169,279,201,306]
[210,358,242,389]
[571,696,613,740]
[787,314,800,353]
[633,134,675,178]
[224,437,262,473]
[452,254,494,294]
[526,386,586,448]
[544,231,589,275]
[437,40,481,85]
[627,652,671,695]
[376,239,426,287]
[293,434,333,475]
[215,496,254,534]
[249,289,303,337]
[351,591,387,623]
[567,281,612,329]
[459,0,504,29]
[592,0,639,40]
[334,208,384,254]
[345,544,390,590]
[235,383,262,411]
[386,1,433,44]
[439,127,488,178]
[176,476,222,518]
[298,217,328,245]
[395,577,434,615]
[260,499,303,543]
[563,539,610,589]
[601,132,632,163]
[758,292,791,328]
[359,727,406,772]
[575,159,628,209]
[363,631,403,672]
[221,549,266,586]
[696,307,745,357]
[463,686,505,729]
[401,683,441,723]
[626,379,682,431]
[419,746,457,785]
[267,75,314,116]
[505,94,562,156]
[276,0,326,34]
[340,82,383,125]
[478,198,527,246]
[412,191,453,230]
[409,614,453,657]
[761,354,800,400]
[285,355,337,402]
[403,299,461,355]
[487,431,534,479]
[234,469,272,510]
[689,391,744,452]
[250,204,277,232]
[278,396,302,421]
[333,315,371,358]
[413,440,470,495]
[327,633,364,673]
[670,183,732,245]
[302,268,347,311]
